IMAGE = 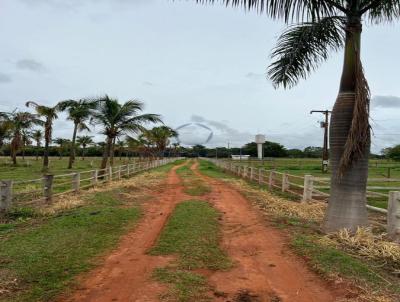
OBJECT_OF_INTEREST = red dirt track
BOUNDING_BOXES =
[63,161,347,302]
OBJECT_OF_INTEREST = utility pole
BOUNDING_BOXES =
[310,110,332,173]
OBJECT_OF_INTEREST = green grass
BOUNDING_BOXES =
[292,235,399,293]
[0,189,141,302]
[153,268,209,302]
[198,160,234,179]
[176,164,211,196]
[150,200,231,302]
[0,156,134,181]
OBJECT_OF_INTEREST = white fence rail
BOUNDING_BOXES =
[0,158,182,211]
[204,158,400,240]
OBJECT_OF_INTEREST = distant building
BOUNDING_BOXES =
[231,155,250,160]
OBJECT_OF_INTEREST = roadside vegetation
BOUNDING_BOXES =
[199,160,400,301]
[150,200,231,301]
[0,163,175,302]
[176,162,211,196]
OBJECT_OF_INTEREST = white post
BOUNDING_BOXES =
[73,172,80,193]
[0,180,13,212]
[250,167,254,180]
[258,168,263,185]
[127,164,130,177]
[302,175,313,202]
[387,191,400,243]
[282,173,289,192]
[91,170,98,186]
[108,166,113,182]
[268,171,275,190]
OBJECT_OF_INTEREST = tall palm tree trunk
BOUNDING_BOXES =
[100,136,112,172]
[36,141,40,160]
[324,19,369,232]
[43,138,50,170]
[110,137,116,166]
[68,123,78,169]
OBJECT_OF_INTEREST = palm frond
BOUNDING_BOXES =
[195,0,345,22]
[361,0,400,22]
[268,16,344,88]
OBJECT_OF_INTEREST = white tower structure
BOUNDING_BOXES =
[255,134,266,160]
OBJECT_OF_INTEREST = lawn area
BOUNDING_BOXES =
[0,156,137,181]
[150,200,231,301]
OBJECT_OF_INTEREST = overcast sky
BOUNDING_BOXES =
[0,0,399,153]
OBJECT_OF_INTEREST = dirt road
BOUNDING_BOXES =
[63,161,345,302]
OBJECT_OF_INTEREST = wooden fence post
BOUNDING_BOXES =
[43,174,54,203]
[0,180,13,212]
[282,173,290,192]
[91,170,98,186]
[117,166,121,180]
[250,167,254,180]
[268,171,275,190]
[387,191,400,243]
[127,165,131,177]
[302,175,313,202]
[258,168,263,185]
[72,172,80,193]
[108,166,113,182]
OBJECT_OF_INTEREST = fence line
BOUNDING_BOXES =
[204,158,400,241]
[0,157,182,211]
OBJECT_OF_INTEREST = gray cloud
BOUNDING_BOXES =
[372,95,400,109]
[16,59,46,72]
[189,115,253,147]
[245,72,264,80]
[0,73,12,84]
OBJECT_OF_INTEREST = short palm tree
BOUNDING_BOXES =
[0,111,42,165]
[53,138,70,159]
[21,130,32,160]
[26,101,60,171]
[58,99,97,169]
[0,120,11,149]
[32,130,43,160]
[76,135,93,160]
[90,95,162,171]
[196,0,399,232]
[145,126,178,158]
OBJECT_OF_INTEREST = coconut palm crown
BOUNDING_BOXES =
[57,99,97,169]
[195,0,399,232]
[90,95,162,170]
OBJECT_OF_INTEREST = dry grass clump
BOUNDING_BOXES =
[41,171,167,215]
[225,178,326,222]
[320,228,400,276]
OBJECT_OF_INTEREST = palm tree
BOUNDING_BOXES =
[32,130,43,160]
[0,111,42,165]
[57,99,97,169]
[21,130,31,160]
[53,138,70,159]
[90,95,162,171]
[116,140,126,161]
[26,101,60,171]
[196,0,399,232]
[76,135,93,160]
[0,120,11,150]
[145,126,178,158]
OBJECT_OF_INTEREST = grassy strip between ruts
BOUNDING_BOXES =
[198,160,400,301]
[176,163,211,196]
[150,200,231,302]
